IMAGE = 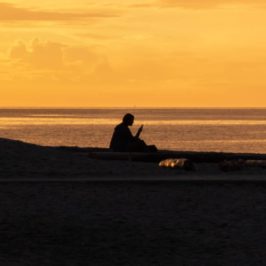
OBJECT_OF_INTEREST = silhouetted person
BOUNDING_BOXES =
[110,113,157,152]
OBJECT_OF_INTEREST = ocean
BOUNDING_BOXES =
[0,108,265,153]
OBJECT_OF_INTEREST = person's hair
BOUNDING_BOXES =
[123,113,134,124]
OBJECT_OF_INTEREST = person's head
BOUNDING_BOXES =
[122,113,134,126]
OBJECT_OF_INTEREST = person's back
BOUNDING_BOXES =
[109,122,134,152]
[109,113,157,152]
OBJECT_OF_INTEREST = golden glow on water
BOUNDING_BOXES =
[1,1,266,107]
[0,117,121,126]
[0,108,265,153]
[0,117,266,127]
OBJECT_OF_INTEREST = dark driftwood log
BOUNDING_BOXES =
[245,160,266,168]
[85,150,266,163]
[219,160,245,172]
[220,159,266,172]
[54,143,266,163]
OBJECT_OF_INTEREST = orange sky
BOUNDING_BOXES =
[0,0,266,107]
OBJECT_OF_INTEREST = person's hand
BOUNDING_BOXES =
[136,125,144,138]
[138,125,144,133]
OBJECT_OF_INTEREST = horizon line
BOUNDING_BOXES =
[0,106,266,109]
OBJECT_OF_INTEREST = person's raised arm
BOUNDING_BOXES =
[135,124,144,138]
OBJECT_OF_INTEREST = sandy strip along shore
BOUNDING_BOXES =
[0,138,265,180]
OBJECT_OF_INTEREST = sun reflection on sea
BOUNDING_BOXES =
[0,117,266,127]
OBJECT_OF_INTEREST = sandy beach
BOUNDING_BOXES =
[0,137,266,265]
[1,182,266,265]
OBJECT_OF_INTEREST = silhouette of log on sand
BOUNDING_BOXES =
[61,145,266,172]
[220,160,266,172]
[84,150,266,163]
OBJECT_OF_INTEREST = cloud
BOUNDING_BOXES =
[8,39,113,83]
[160,0,266,8]
[64,45,112,74]
[9,41,28,61]
[10,39,64,69]
[0,2,117,22]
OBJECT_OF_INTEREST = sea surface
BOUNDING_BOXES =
[0,108,265,153]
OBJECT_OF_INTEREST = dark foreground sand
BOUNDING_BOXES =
[0,138,266,265]
[1,182,266,266]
